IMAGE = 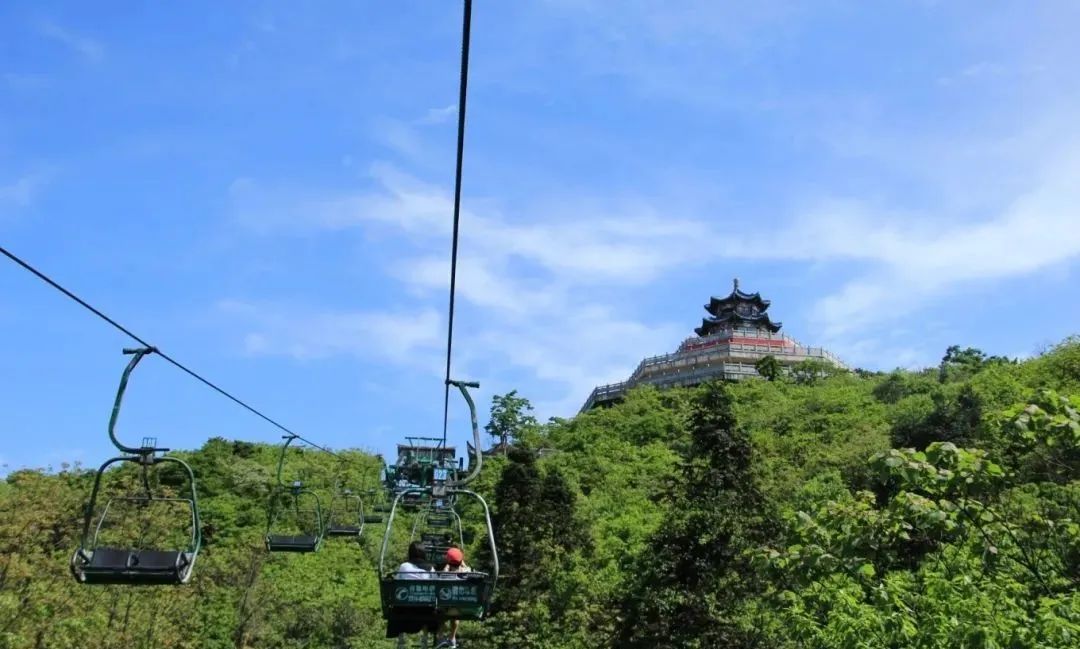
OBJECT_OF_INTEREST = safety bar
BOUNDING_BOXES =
[327,488,366,536]
[78,454,202,555]
[378,487,498,594]
[379,488,420,575]
[410,500,466,546]
[265,482,324,543]
[455,488,498,593]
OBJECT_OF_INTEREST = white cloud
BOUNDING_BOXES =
[227,164,709,411]
[38,21,104,63]
[391,253,564,317]
[730,146,1080,337]
[0,172,51,208]
[219,0,1080,409]
[370,105,460,163]
[371,117,433,162]
[219,300,444,367]
[475,305,685,414]
[417,104,457,125]
[227,136,1080,411]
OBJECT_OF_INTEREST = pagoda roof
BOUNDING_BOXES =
[705,278,770,314]
[695,311,782,336]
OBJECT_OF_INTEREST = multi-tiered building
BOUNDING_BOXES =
[581,279,846,411]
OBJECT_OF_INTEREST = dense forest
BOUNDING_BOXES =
[2,337,1078,648]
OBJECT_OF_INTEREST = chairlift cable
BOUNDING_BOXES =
[440,0,473,446]
[0,244,341,458]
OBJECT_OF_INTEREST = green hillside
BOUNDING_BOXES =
[2,338,1078,648]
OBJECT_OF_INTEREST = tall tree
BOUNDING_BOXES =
[791,358,839,385]
[485,391,538,454]
[938,345,990,383]
[479,448,587,648]
[754,354,782,382]
[615,381,775,648]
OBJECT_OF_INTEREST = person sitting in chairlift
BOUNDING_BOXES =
[397,541,432,579]
[440,547,471,648]
[389,542,437,647]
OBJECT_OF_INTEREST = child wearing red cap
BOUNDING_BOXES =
[441,547,471,647]
[443,547,469,572]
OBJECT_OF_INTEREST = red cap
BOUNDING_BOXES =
[446,547,464,565]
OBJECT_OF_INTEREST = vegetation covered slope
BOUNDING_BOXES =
[2,338,1078,648]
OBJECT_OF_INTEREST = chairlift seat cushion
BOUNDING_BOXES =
[325,525,362,537]
[75,547,192,585]
[266,535,320,552]
[363,515,384,524]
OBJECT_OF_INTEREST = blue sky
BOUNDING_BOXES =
[2,1,1079,473]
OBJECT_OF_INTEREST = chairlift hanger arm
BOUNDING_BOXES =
[108,347,167,455]
[275,434,300,487]
[446,379,482,487]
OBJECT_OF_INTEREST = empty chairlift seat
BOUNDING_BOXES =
[73,548,196,585]
[426,514,452,528]
[265,534,322,552]
[325,524,362,537]
[71,491,202,585]
[324,489,365,538]
[265,437,325,553]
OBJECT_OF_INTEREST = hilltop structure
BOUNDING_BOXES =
[581,279,846,411]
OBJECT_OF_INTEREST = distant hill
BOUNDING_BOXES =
[2,337,1077,648]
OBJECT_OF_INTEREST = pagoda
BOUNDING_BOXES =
[580,279,846,411]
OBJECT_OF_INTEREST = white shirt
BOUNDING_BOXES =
[396,561,432,579]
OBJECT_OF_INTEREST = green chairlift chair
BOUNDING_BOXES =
[325,488,365,538]
[265,435,324,553]
[70,348,202,586]
[379,380,499,629]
